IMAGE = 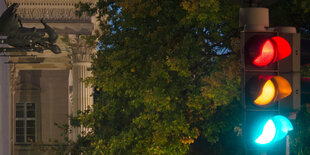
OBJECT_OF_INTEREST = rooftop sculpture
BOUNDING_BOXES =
[0,3,61,54]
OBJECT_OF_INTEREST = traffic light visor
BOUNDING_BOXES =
[272,36,291,61]
[272,76,292,100]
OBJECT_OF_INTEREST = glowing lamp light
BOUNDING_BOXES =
[255,115,293,145]
[255,119,276,144]
[252,36,291,67]
[252,76,292,106]
[254,80,275,106]
[253,40,276,67]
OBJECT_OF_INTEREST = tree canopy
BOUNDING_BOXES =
[57,0,310,154]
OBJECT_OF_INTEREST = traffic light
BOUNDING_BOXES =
[241,30,300,152]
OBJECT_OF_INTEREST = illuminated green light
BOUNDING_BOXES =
[254,115,293,145]
[255,119,276,144]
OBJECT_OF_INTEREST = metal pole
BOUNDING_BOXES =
[286,136,290,155]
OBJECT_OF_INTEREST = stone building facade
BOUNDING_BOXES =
[3,0,98,154]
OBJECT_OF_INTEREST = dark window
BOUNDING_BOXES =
[15,103,36,143]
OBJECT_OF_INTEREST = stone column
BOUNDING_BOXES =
[9,64,17,155]
[69,34,95,141]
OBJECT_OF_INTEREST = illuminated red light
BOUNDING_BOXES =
[252,36,291,67]
[253,40,276,67]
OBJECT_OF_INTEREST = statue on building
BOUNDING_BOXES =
[0,3,61,54]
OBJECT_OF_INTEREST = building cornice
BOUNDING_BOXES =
[5,0,97,23]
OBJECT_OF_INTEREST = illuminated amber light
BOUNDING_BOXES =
[253,40,275,67]
[273,76,292,100]
[254,80,276,106]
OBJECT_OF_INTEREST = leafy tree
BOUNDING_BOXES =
[290,106,310,155]
[68,0,242,154]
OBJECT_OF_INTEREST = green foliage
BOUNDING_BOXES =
[290,106,310,155]
[81,30,100,48]
[66,0,243,154]
[269,0,310,38]
[301,65,310,77]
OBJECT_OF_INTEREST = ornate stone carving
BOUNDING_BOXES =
[16,8,91,23]
[73,51,93,62]
[69,35,96,63]
[5,0,97,23]
[6,0,97,4]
